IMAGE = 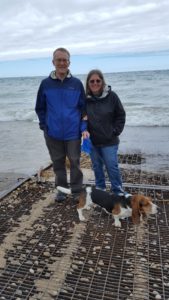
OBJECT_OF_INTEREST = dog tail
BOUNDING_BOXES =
[57,186,71,195]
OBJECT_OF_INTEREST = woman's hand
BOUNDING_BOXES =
[82,130,90,139]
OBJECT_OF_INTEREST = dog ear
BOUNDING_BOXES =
[131,195,142,224]
[137,196,152,219]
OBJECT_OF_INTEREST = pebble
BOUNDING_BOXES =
[89,268,94,272]
[111,263,116,268]
[164,282,169,287]
[153,284,159,288]
[49,244,55,248]
[30,239,38,244]
[11,282,17,287]
[93,246,101,251]
[140,257,147,262]
[80,277,89,282]
[155,294,162,299]
[49,291,58,297]
[45,272,50,278]
[15,289,22,296]
[72,264,78,270]
[98,260,104,266]
[88,260,93,265]
[37,268,43,273]
[26,260,32,265]
[43,251,50,257]
[60,289,68,293]
[80,247,87,253]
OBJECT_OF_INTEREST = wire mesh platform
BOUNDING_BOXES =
[0,153,169,300]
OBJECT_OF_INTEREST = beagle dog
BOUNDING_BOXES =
[56,186,157,227]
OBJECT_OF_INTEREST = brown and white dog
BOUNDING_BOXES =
[57,186,157,227]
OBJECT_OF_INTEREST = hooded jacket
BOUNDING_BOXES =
[86,85,126,146]
[35,71,86,140]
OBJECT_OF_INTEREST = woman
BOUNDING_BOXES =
[85,69,129,196]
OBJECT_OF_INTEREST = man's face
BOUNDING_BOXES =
[53,50,70,77]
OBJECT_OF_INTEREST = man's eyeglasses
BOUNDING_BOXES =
[55,58,69,63]
[89,79,102,84]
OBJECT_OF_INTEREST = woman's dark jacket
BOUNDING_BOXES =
[86,86,126,147]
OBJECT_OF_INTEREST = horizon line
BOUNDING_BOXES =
[0,67,169,79]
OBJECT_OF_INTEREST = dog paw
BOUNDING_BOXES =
[79,216,86,221]
[114,221,121,228]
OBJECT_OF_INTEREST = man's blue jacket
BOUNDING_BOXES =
[35,72,87,140]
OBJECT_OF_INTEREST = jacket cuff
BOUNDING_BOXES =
[81,120,87,133]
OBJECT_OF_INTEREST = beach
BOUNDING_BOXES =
[0,126,169,299]
[0,120,169,197]
[0,121,50,196]
[0,72,169,298]
[0,70,169,196]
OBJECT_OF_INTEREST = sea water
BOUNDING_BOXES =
[0,69,169,175]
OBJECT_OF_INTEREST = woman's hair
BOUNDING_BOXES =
[85,69,106,95]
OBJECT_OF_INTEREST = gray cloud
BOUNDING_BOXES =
[0,0,169,60]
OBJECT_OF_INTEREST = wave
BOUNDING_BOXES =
[0,111,37,122]
[126,120,169,127]
[125,124,169,128]
[0,114,169,127]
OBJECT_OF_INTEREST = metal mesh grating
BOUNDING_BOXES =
[55,200,169,300]
[0,153,169,300]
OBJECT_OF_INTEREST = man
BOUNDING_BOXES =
[35,47,87,201]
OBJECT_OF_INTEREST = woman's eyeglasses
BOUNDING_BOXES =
[89,79,102,84]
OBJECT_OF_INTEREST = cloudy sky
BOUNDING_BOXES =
[0,0,169,77]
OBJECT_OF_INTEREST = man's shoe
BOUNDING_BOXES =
[55,191,67,202]
[116,191,132,198]
[124,192,132,198]
[96,187,106,191]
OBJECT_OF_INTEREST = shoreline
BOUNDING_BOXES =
[0,122,169,195]
[120,126,169,174]
[1,151,169,198]
[0,122,168,174]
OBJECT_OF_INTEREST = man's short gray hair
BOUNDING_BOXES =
[53,48,70,59]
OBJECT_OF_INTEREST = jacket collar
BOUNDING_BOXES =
[87,85,111,99]
[50,70,72,80]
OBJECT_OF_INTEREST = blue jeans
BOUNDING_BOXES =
[90,144,124,195]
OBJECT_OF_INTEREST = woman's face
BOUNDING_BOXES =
[88,74,103,96]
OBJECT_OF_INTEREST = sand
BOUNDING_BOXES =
[0,125,169,197]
